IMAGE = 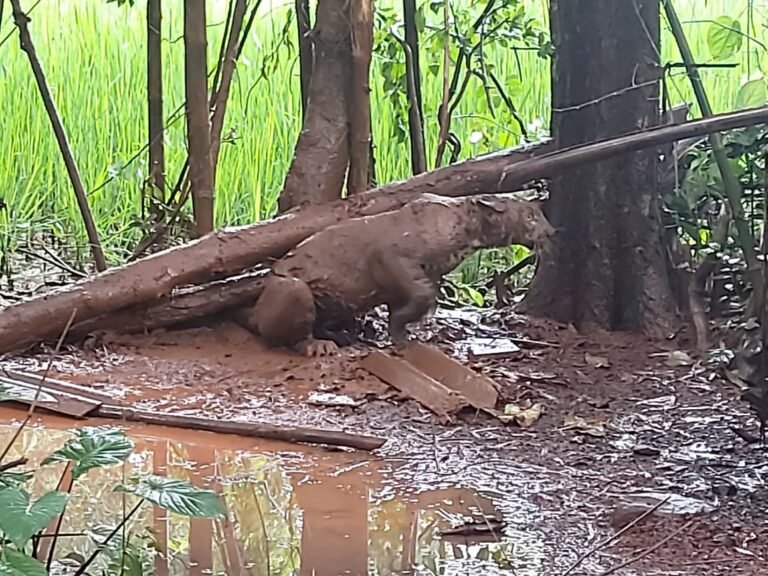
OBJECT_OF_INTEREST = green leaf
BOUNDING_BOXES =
[115,475,226,519]
[0,549,48,576]
[463,286,485,307]
[41,426,133,480]
[0,471,33,490]
[706,16,742,60]
[0,489,68,550]
[735,78,767,110]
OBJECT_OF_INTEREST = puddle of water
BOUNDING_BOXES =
[0,407,546,576]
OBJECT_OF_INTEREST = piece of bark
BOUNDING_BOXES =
[361,349,469,422]
[3,105,768,355]
[402,342,498,409]
[95,405,385,451]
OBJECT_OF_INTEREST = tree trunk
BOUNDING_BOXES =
[279,0,352,212]
[347,0,374,195]
[184,0,215,236]
[522,0,676,336]
[147,0,165,202]
[402,0,426,175]
[296,0,313,118]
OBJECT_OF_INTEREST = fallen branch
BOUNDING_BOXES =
[2,105,768,355]
[68,269,267,339]
[96,405,385,451]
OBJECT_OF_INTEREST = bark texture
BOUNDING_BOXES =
[279,0,352,212]
[347,0,374,194]
[522,0,677,336]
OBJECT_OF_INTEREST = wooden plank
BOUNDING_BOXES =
[0,374,101,418]
[360,350,469,422]
[402,342,499,410]
[3,370,114,403]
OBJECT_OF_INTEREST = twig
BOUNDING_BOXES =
[392,25,426,174]
[0,457,27,473]
[73,500,144,576]
[9,0,107,272]
[561,496,671,576]
[595,519,696,576]
[210,0,251,188]
[434,0,452,168]
[15,247,86,279]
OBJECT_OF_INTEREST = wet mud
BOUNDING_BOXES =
[2,309,768,575]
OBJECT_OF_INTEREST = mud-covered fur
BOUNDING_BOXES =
[245,193,554,356]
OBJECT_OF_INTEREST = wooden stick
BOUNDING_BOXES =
[95,405,386,451]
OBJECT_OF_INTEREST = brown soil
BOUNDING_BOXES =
[4,307,768,575]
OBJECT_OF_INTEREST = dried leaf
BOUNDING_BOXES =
[562,415,606,437]
[500,402,542,428]
[648,350,694,367]
[584,353,610,369]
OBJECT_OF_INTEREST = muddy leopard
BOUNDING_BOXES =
[245,193,554,356]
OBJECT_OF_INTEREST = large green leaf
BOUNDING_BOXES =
[0,549,48,576]
[115,475,226,519]
[41,426,133,480]
[0,489,68,550]
[707,16,742,60]
[735,78,767,110]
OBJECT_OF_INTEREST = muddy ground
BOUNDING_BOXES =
[3,306,768,575]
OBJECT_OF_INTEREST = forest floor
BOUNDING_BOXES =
[3,305,768,575]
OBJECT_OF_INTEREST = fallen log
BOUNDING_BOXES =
[68,269,267,339]
[2,105,768,355]
[95,405,385,451]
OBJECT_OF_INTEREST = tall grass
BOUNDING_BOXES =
[0,0,763,264]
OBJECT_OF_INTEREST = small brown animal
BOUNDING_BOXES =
[246,193,554,356]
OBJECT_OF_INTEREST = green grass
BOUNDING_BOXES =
[0,0,764,266]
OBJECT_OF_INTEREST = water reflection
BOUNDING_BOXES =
[0,409,544,575]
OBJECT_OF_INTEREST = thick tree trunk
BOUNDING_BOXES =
[279,0,352,212]
[522,0,677,336]
[184,0,214,235]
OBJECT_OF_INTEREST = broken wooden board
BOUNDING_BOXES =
[5,370,114,403]
[401,342,499,410]
[360,349,470,422]
[0,372,102,418]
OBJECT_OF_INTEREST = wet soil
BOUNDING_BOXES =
[2,307,768,575]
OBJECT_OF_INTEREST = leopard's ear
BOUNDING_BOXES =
[471,196,508,213]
